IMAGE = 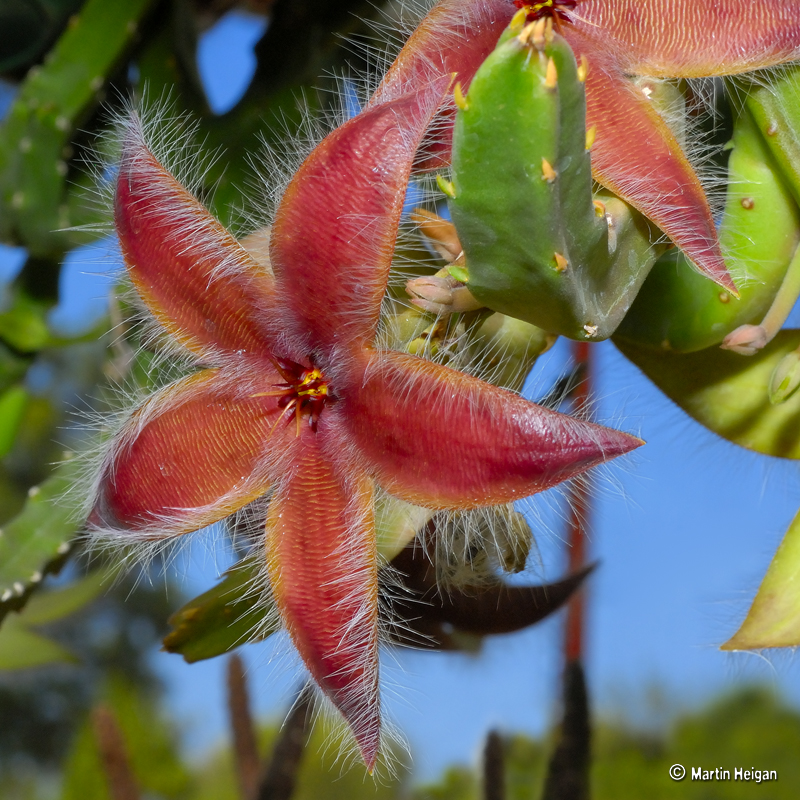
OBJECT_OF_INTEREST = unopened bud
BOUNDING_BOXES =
[770,349,800,404]
[406,275,482,315]
[720,324,768,356]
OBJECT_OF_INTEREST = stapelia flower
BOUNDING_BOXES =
[88,80,640,768]
[376,0,800,294]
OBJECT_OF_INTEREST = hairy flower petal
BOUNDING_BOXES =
[91,367,287,535]
[269,80,449,358]
[572,0,800,77]
[329,350,642,509]
[564,27,732,291]
[266,428,380,769]
[377,0,800,291]
[115,117,276,360]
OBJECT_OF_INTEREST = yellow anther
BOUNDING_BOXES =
[545,57,558,90]
[300,369,324,386]
[454,82,469,112]
[592,199,606,217]
[554,252,568,272]
[509,7,528,31]
[541,158,557,183]
[585,125,597,150]
[577,55,589,83]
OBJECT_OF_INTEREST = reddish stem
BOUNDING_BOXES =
[564,340,592,664]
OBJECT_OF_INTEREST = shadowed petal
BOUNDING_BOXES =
[329,350,642,510]
[564,27,734,292]
[265,429,380,769]
[390,542,595,648]
[571,0,800,77]
[269,81,449,359]
[115,116,276,360]
[91,366,288,536]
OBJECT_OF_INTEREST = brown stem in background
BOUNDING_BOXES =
[227,654,261,800]
[255,685,312,800]
[482,729,506,800]
[91,706,140,800]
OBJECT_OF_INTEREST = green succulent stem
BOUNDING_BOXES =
[447,24,659,341]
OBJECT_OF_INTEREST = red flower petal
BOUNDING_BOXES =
[269,81,449,360]
[564,27,735,292]
[375,0,510,102]
[371,0,513,168]
[91,367,288,535]
[572,0,800,77]
[115,116,276,360]
[329,350,642,509]
[265,428,380,769]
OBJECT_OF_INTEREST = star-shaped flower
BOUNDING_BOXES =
[376,0,800,294]
[88,80,639,768]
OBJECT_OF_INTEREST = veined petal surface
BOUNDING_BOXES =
[564,27,732,291]
[329,350,642,509]
[269,82,449,359]
[91,367,287,536]
[265,429,380,769]
[571,0,800,77]
[115,117,276,360]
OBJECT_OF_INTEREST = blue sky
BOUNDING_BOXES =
[3,9,800,782]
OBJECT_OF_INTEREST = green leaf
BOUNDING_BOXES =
[0,615,76,670]
[0,341,29,395]
[0,456,84,622]
[163,559,272,664]
[19,569,107,626]
[0,569,108,670]
[615,330,800,458]
[723,506,800,649]
[0,291,50,352]
[0,385,28,458]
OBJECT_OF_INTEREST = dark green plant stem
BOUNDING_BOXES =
[227,653,261,800]
[541,661,591,800]
[483,729,505,800]
[255,685,312,800]
[248,0,374,98]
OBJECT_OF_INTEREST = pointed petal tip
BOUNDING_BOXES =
[708,263,740,299]
[586,422,644,463]
[359,729,380,774]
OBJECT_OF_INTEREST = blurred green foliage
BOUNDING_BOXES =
[412,688,800,800]
[5,684,796,799]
